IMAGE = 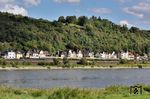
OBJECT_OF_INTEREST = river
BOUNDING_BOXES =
[0,69,149,88]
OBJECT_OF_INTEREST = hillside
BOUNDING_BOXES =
[0,12,150,55]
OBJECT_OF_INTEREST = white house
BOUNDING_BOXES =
[120,51,128,59]
[16,51,23,59]
[25,51,32,58]
[128,52,135,60]
[5,51,16,59]
[60,51,67,58]
[95,52,105,59]
[100,52,107,59]
[61,53,65,58]
[89,52,94,58]
[39,50,46,58]
[26,50,50,59]
[120,51,135,60]
[67,50,77,58]
[110,51,118,59]
[95,51,118,59]
[29,50,39,59]
[67,50,72,58]
[95,52,101,58]
[76,50,83,58]
[137,54,148,61]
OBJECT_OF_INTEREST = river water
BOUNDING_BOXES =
[0,69,149,88]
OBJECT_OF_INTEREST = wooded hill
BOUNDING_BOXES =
[0,12,150,55]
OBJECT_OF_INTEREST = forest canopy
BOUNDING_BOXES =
[0,12,150,55]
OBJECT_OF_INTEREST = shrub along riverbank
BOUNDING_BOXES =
[0,58,150,69]
[0,85,150,99]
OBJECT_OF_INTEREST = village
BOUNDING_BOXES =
[0,49,149,61]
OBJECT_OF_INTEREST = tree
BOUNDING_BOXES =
[78,16,88,26]
[90,16,97,21]
[66,16,77,23]
[98,16,101,21]
[58,16,65,23]
[122,25,128,33]
[0,12,149,55]
[129,27,140,33]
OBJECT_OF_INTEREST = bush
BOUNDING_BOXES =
[37,62,45,66]
[10,62,18,68]
[47,66,51,69]
[144,86,150,92]
[22,61,32,65]
[0,59,2,65]
[0,59,7,66]
[77,58,88,65]
[31,91,43,97]
[63,57,69,65]
[138,65,142,69]
[109,65,113,68]
[62,64,72,68]
[88,60,96,65]
[37,62,49,66]
[142,61,147,64]
[53,58,60,65]
[3,61,7,66]
[119,59,128,64]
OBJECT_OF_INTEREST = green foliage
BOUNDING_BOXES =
[10,61,18,68]
[58,16,65,23]
[0,86,150,99]
[119,59,129,64]
[143,85,150,92]
[0,59,3,65]
[0,59,7,66]
[53,58,60,65]
[66,16,77,23]
[0,12,149,55]
[31,90,43,97]
[22,61,32,65]
[63,57,69,65]
[77,58,88,65]
[37,62,50,66]
[137,64,143,69]
[78,16,88,26]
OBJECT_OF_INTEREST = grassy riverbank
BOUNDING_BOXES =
[0,63,150,70]
[0,58,150,70]
[0,85,150,99]
[0,62,150,70]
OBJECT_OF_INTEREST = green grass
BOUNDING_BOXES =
[0,63,150,69]
[0,58,149,69]
[0,86,150,99]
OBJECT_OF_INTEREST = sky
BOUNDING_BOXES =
[0,0,150,30]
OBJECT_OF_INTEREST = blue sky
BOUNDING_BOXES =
[0,0,150,30]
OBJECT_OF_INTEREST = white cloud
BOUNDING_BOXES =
[119,0,127,2]
[54,0,80,3]
[24,0,41,6]
[0,0,14,4]
[116,0,133,3]
[124,2,150,19]
[0,4,28,16]
[119,20,132,27]
[90,8,111,14]
[124,8,144,18]
[0,0,29,16]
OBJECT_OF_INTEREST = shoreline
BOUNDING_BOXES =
[0,66,149,71]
